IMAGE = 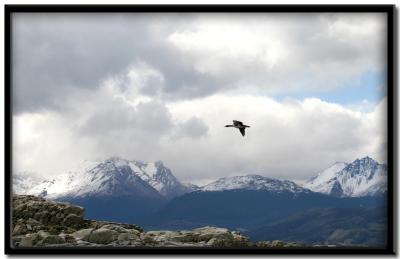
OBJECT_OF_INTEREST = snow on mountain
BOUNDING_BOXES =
[201,174,311,194]
[13,157,195,200]
[303,157,387,197]
[182,182,200,192]
[302,162,348,195]
[13,172,50,197]
[127,160,196,199]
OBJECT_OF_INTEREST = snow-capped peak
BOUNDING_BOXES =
[201,174,310,194]
[13,157,195,200]
[303,162,348,194]
[303,157,387,197]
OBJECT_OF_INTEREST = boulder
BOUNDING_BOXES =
[12,224,28,235]
[37,230,50,238]
[63,205,84,217]
[59,233,77,244]
[71,228,94,241]
[169,231,199,243]
[33,211,50,224]
[62,213,83,227]
[100,224,128,233]
[20,235,32,247]
[194,226,233,242]
[206,233,251,248]
[87,220,143,233]
[88,228,119,244]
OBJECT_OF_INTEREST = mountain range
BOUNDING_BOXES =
[14,156,386,200]
[13,158,197,222]
[14,157,197,200]
[13,156,388,246]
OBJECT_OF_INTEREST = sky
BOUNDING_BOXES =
[11,12,388,185]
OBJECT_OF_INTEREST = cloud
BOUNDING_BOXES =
[167,13,386,95]
[164,95,387,182]
[172,116,209,140]
[12,13,386,113]
[12,80,387,183]
[11,13,388,184]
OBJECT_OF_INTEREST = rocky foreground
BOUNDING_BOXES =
[12,195,297,248]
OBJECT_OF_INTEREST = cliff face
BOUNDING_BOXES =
[12,195,296,248]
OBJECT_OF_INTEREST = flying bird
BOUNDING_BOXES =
[225,120,250,136]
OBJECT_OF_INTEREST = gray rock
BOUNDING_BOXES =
[29,233,44,246]
[62,213,83,227]
[35,211,51,224]
[118,232,140,242]
[37,230,50,238]
[118,240,131,246]
[41,235,65,245]
[20,235,33,247]
[170,232,199,243]
[87,220,143,233]
[71,228,94,241]
[26,217,41,225]
[88,228,119,244]
[58,233,77,244]
[206,237,219,246]
[63,205,84,217]
[100,224,128,233]
[142,232,158,245]
[13,195,85,228]
[127,228,141,236]
[12,224,27,235]
[194,226,233,242]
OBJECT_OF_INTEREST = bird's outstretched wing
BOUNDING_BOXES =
[233,120,243,126]
[239,128,245,136]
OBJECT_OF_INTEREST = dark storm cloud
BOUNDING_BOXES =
[12,13,222,113]
[12,14,157,112]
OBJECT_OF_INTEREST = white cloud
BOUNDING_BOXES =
[12,81,387,183]
[167,13,386,94]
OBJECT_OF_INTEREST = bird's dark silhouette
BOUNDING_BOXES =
[225,120,250,136]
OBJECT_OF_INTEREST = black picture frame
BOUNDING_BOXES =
[4,4,396,255]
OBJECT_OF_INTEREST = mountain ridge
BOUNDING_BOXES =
[201,174,311,194]
[13,157,195,200]
[303,156,387,197]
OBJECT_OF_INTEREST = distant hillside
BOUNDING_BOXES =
[150,188,386,231]
[248,207,387,246]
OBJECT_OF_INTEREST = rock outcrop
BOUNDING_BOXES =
[11,195,297,248]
